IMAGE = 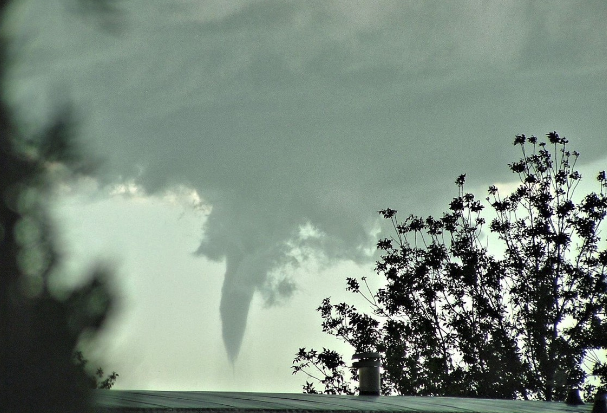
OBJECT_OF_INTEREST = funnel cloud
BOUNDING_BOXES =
[7,0,607,362]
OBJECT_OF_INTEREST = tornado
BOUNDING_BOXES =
[219,251,255,364]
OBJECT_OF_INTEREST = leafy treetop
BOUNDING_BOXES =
[293,133,607,401]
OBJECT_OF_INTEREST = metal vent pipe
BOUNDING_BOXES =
[565,388,584,406]
[352,352,381,396]
[593,392,607,413]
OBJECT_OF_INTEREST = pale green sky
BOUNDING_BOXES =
[7,0,607,392]
[51,183,373,391]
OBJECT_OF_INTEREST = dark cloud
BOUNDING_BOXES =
[8,0,607,361]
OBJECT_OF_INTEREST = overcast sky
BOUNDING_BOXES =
[6,0,607,392]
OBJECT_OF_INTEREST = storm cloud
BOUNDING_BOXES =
[7,0,607,361]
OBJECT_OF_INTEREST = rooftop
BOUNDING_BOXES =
[93,391,592,413]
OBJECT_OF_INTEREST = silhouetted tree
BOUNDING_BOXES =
[73,351,119,390]
[1,1,120,411]
[293,133,607,401]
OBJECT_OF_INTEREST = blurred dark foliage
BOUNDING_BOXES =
[294,134,607,401]
[1,0,120,411]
